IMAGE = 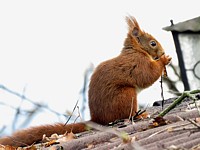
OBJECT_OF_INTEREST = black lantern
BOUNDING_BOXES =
[163,16,200,91]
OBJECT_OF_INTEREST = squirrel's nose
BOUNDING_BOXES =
[161,52,165,56]
[158,52,165,58]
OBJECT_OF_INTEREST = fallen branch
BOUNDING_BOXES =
[158,89,200,117]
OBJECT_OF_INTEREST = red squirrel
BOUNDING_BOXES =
[0,16,171,147]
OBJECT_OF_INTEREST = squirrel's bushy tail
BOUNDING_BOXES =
[0,122,87,147]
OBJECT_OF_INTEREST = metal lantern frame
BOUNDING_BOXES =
[163,16,200,91]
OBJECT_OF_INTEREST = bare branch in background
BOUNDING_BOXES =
[80,64,94,120]
[0,84,73,135]
[17,105,42,129]
[12,85,27,132]
[0,84,68,118]
[0,63,95,134]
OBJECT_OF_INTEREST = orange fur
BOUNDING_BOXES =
[0,16,171,147]
[0,122,87,147]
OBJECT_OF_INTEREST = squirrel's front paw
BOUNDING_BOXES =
[160,55,172,65]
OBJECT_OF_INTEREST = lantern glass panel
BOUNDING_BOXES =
[178,33,200,90]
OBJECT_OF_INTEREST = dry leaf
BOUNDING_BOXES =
[131,136,136,142]
[154,116,168,126]
[0,145,16,150]
[57,132,77,143]
[191,144,200,150]
[152,122,159,127]
[135,111,149,119]
[65,132,76,141]
[45,140,59,147]
[167,127,173,132]
[87,144,94,149]
[149,116,168,128]
[195,117,200,123]
[50,134,60,139]
[48,145,63,150]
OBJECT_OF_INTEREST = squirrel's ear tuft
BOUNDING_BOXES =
[126,16,142,37]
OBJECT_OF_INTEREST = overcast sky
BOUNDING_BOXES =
[0,0,199,134]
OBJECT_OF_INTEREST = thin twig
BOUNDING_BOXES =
[73,106,82,124]
[194,100,200,116]
[77,106,82,122]
[128,97,134,121]
[64,99,79,126]
[147,121,191,139]
[130,110,147,122]
[147,127,168,139]
[160,76,165,110]
[188,119,200,129]
[68,106,82,133]
[0,101,20,110]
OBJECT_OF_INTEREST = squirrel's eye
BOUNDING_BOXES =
[150,40,157,47]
